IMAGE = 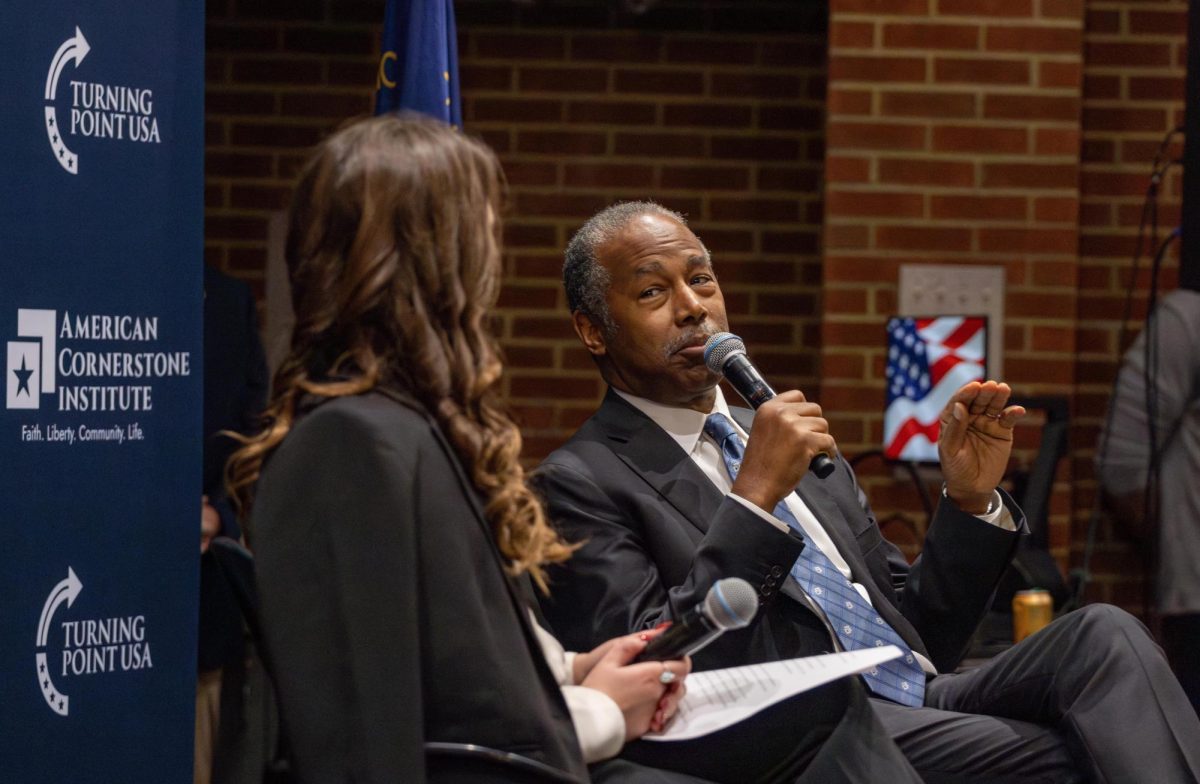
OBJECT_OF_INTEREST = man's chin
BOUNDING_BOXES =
[678,368,721,395]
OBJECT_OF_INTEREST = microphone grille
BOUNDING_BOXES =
[703,332,746,375]
[704,577,758,630]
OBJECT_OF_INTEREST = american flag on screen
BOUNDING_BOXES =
[883,316,986,461]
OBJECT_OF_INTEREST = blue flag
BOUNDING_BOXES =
[374,0,461,125]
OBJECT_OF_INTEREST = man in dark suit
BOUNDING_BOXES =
[535,201,1200,783]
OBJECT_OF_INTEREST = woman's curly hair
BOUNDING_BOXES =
[226,113,573,590]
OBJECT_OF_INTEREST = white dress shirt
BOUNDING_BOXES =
[613,387,1014,676]
[532,610,626,763]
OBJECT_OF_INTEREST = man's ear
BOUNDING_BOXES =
[572,310,607,357]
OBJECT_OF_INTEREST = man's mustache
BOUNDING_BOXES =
[664,324,721,357]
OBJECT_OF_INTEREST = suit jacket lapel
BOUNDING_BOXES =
[593,389,726,535]
[793,475,866,575]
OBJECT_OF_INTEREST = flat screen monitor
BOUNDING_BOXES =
[883,315,987,462]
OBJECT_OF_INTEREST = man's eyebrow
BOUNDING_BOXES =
[632,255,710,277]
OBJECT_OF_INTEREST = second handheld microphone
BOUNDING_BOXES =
[635,577,758,662]
[703,332,836,480]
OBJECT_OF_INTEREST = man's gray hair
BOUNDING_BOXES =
[563,201,699,332]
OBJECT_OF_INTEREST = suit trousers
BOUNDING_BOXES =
[617,678,922,784]
[872,604,1200,783]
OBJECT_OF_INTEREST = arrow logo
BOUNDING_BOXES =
[35,567,83,716]
[45,27,90,102]
[43,26,90,174]
[37,567,82,647]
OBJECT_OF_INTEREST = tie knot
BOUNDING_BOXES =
[704,413,740,445]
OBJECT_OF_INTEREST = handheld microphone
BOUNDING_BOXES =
[635,577,758,662]
[704,332,836,479]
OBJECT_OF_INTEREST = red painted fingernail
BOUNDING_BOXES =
[654,621,673,630]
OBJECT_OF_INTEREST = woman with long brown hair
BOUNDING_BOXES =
[226,113,695,783]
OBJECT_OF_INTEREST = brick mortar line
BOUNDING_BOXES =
[827,186,1081,195]
[466,98,829,106]
[829,48,1084,56]
[1081,101,1188,109]
[831,52,1084,61]
[467,57,821,73]
[833,82,1081,89]
[834,15,1083,28]
[825,218,1079,227]
[829,86,1082,97]
[827,116,1079,124]
[1081,67,1187,76]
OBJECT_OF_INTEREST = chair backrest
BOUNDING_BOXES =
[207,539,585,784]
[1009,395,1070,549]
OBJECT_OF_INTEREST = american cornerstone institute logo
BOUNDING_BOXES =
[7,308,191,443]
[43,26,162,175]
[35,567,154,717]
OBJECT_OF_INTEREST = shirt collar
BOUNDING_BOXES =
[612,386,737,455]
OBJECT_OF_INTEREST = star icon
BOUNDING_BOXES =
[13,356,34,397]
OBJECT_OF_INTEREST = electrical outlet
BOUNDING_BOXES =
[897,264,1005,378]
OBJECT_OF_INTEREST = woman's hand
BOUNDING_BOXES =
[571,636,619,684]
[650,674,687,734]
[201,495,220,554]
[579,632,691,741]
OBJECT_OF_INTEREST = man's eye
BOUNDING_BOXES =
[691,275,713,285]
[639,288,662,299]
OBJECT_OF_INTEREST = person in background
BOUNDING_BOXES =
[196,263,268,784]
[1097,285,1200,715]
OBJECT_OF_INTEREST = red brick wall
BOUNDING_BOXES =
[461,6,830,458]
[822,0,1187,610]
[204,0,830,460]
[207,0,1189,613]
[824,0,1085,559]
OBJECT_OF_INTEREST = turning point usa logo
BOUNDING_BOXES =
[36,567,154,717]
[43,26,162,175]
[6,308,190,416]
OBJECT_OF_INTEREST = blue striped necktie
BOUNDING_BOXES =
[704,412,926,707]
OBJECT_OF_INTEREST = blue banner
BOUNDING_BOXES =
[375,0,462,124]
[0,2,203,782]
